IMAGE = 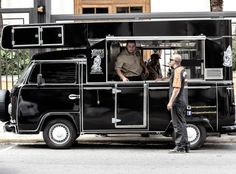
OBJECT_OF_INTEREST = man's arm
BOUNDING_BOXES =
[167,87,180,110]
[140,58,149,78]
[116,68,129,82]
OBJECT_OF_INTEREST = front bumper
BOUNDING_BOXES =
[4,121,17,133]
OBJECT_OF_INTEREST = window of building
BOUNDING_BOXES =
[96,8,108,14]
[130,7,143,13]
[82,7,108,14]
[82,8,95,14]
[116,7,129,13]
[116,6,143,13]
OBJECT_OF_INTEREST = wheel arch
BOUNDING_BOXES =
[163,117,213,136]
[39,113,80,134]
[186,117,214,131]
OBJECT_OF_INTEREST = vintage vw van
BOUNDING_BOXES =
[0,19,235,149]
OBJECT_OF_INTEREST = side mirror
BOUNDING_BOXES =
[37,74,43,86]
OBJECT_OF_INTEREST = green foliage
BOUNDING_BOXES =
[0,49,30,75]
[233,35,236,71]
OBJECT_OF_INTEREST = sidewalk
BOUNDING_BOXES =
[1,121,236,144]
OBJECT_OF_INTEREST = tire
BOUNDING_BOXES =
[187,124,206,150]
[43,119,77,149]
[0,90,10,122]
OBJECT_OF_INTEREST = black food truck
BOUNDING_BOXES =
[0,19,235,149]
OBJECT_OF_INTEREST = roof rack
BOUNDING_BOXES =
[51,11,236,22]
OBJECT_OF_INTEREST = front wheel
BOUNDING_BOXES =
[43,119,77,149]
[187,124,206,150]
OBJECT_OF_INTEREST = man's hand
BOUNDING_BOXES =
[122,77,129,82]
[167,102,172,111]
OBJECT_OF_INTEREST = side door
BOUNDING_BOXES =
[17,62,80,132]
[148,81,171,131]
[113,82,148,128]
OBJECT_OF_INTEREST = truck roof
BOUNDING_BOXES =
[31,49,88,60]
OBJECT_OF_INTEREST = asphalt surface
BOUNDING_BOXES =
[1,139,236,174]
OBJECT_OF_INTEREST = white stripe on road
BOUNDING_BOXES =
[0,145,16,153]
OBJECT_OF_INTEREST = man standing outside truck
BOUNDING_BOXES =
[167,54,190,153]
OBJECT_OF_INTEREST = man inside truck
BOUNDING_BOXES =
[115,40,149,82]
[145,49,163,80]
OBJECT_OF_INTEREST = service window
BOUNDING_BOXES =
[28,63,77,84]
[106,36,205,81]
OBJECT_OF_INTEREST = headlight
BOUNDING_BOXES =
[8,103,12,116]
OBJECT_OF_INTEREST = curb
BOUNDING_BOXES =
[1,122,236,144]
[1,133,236,144]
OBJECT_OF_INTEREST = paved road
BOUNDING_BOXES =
[1,142,236,174]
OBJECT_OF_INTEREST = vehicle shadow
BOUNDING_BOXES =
[15,141,236,151]
[16,140,175,150]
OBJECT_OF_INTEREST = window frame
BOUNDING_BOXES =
[27,60,78,85]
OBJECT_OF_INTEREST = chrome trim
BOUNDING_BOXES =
[84,87,113,90]
[216,83,219,131]
[115,84,147,128]
[186,86,211,89]
[68,94,80,100]
[191,106,216,109]
[81,130,164,134]
[79,63,84,132]
[114,84,118,127]
[149,87,169,90]
[112,118,121,123]
[143,83,148,128]
[85,81,146,85]
[106,36,206,41]
[12,26,41,47]
[227,87,234,90]
[40,25,64,46]
[202,39,206,80]
[35,59,87,63]
[205,68,223,80]
[113,125,147,128]
[192,111,217,115]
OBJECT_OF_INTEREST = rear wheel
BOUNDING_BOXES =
[43,119,77,149]
[187,124,206,150]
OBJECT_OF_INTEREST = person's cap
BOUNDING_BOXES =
[151,54,161,59]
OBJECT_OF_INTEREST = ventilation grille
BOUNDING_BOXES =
[205,68,223,80]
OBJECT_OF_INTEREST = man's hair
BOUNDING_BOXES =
[173,54,182,64]
[126,40,136,46]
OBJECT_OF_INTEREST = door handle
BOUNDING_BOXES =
[68,94,80,100]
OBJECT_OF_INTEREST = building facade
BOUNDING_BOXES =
[74,0,151,14]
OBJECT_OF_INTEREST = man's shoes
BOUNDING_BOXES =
[185,143,190,153]
[169,146,186,153]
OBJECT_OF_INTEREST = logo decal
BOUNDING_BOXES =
[90,49,104,74]
[223,45,232,67]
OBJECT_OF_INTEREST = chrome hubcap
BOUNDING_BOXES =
[187,124,200,145]
[49,123,70,145]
